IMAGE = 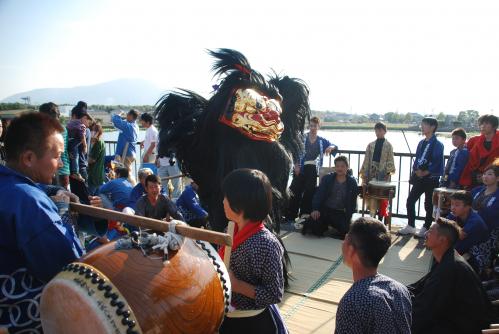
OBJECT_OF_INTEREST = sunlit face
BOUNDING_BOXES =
[0,121,3,138]
[335,161,348,177]
[480,122,495,136]
[140,120,149,128]
[450,199,470,218]
[341,233,354,268]
[309,122,319,135]
[424,224,439,249]
[223,197,242,222]
[482,169,499,186]
[374,128,386,139]
[126,114,135,122]
[29,132,64,184]
[421,122,434,136]
[451,135,465,148]
[81,115,91,128]
[146,181,161,198]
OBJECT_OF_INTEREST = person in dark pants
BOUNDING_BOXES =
[286,116,337,222]
[302,156,359,238]
[399,117,444,238]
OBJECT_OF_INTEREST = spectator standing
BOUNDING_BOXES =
[359,122,396,218]
[440,128,469,189]
[286,117,337,221]
[88,123,106,195]
[139,112,158,164]
[400,117,444,237]
[461,114,499,189]
[112,109,139,180]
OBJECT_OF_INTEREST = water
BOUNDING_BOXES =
[103,129,455,154]
[103,128,455,226]
[319,129,454,154]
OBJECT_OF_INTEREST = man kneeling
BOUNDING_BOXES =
[302,156,359,238]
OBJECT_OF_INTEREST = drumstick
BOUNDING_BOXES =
[70,202,233,247]
[223,221,236,269]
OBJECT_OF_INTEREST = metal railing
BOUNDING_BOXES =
[331,149,450,220]
[103,140,449,220]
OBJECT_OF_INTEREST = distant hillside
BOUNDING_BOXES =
[1,78,166,105]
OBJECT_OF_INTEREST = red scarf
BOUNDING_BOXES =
[218,221,265,259]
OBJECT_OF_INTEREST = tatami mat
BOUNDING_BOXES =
[279,231,432,333]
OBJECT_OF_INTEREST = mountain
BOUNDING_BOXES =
[1,78,166,105]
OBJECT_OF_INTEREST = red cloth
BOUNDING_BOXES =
[379,199,389,217]
[460,131,499,187]
[218,221,265,259]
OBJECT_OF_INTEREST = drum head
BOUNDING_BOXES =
[40,263,141,334]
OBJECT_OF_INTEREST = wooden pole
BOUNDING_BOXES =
[160,174,185,181]
[70,202,232,247]
[223,221,236,269]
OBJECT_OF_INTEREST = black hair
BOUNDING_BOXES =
[128,109,139,120]
[140,112,154,125]
[478,114,498,129]
[115,166,129,179]
[39,102,60,119]
[347,217,391,268]
[334,155,349,167]
[222,168,272,221]
[422,117,438,133]
[484,164,499,177]
[450,190,473,207]
[374,122,387,132]
[76,101,88,109]
[145,174,161,187]
[451,128,466,140]
[436,217,460,247]
[5,112,63,162]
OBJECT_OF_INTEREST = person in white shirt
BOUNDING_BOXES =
[139,113,158,164]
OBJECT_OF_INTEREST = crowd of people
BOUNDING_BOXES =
[0,101,498,333]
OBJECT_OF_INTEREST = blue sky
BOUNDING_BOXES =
[1,0,499,115]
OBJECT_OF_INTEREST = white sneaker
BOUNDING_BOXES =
[415,226,428,238]
[397,225,416,235]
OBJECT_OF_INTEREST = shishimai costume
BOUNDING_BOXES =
[155,49,310,332]
[155,49,310,233]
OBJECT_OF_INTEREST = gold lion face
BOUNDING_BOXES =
[219,88,284,142]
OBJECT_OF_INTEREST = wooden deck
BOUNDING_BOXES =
[278,222,431,333]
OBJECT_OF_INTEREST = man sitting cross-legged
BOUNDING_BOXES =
[408,217,493,334]
[135,174,184,221]
[335,217,412,334]
[301,155,359,239]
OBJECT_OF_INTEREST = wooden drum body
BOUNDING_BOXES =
[367,181,396,199]
[40,238,230,334]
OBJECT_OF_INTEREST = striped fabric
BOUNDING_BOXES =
[58,127,70,176]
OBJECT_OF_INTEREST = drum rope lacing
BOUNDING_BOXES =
[195,240,231,314]
[59,263,140,334]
